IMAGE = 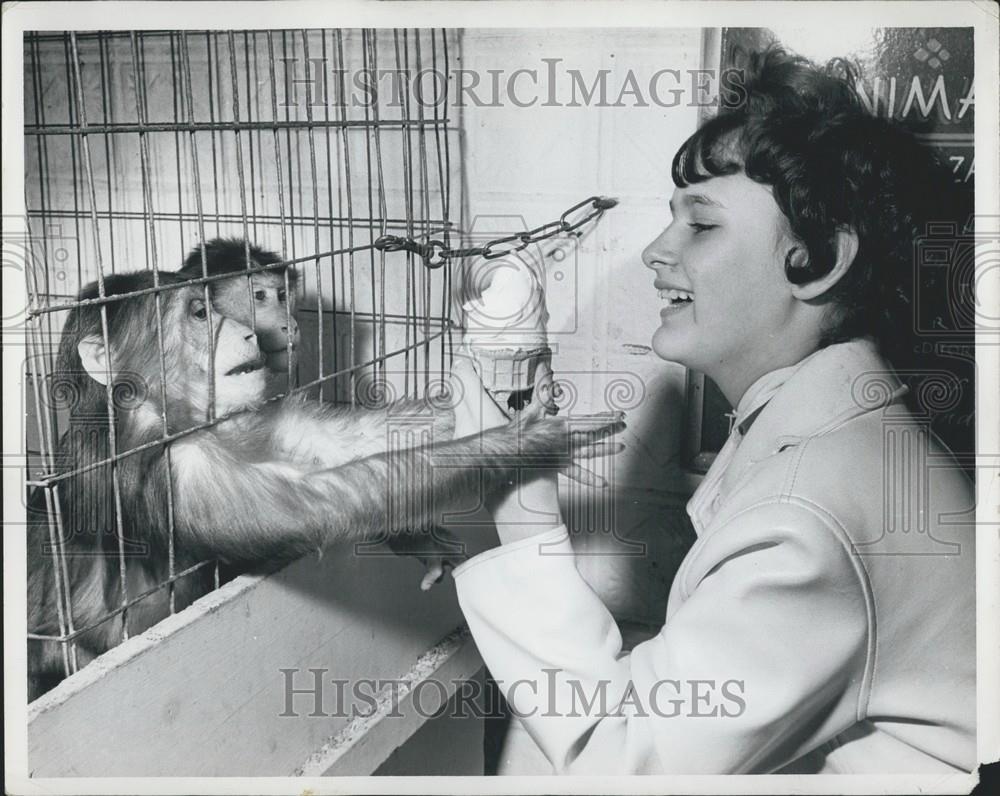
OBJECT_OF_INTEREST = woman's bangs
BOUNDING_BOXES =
[671,117,744,187]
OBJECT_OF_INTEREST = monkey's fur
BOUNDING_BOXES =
[180,238,456,583]
[27,270,616,700]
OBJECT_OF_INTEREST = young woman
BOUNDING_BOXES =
[447,48,976,774]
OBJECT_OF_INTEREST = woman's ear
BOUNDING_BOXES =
[790,226,859,301]
[77,335,110,385]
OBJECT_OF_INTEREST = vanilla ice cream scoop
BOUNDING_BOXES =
[462,256,549,348]
[461,253,551,406]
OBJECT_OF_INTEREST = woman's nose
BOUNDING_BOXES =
[642,225,679,271]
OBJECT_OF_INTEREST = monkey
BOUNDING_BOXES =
[27,270,622,700]
[178,238,457,585]
[179,238,299,398]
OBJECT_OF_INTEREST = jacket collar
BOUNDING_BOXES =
[738,338,906,450]
[687,339,908,535]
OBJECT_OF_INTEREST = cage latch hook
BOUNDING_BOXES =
[374,235,449,269]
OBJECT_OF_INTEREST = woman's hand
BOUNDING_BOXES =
[448,351,625,543]
[449,355,512,439]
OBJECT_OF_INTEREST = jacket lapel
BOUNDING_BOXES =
[687,340,908,535]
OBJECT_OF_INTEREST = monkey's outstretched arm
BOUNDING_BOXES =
[168,414,620,568]
[262,398,455,469]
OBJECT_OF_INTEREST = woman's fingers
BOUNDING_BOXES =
[450,354,509,437]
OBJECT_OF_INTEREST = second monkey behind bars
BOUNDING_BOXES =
[27,268,624,700]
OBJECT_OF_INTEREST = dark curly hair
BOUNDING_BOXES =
[672,47,956,364]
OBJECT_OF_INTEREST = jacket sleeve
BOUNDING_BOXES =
[452,501,872,774]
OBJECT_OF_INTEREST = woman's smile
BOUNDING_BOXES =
[642,174,808,401]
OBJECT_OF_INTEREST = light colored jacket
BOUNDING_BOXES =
[454,340,976,774]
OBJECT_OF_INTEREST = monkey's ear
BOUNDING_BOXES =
[78,335,111,385]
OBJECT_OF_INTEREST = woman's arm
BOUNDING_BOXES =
[452,502,870,774]
[450,356,569,544]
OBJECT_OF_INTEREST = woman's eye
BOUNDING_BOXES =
[190,299,208,320]
[254,290,267,302]
[689,222,718,234]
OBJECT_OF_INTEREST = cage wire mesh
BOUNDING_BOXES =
[24,29,460,684]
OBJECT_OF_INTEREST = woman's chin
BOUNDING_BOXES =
[651,324,695,366]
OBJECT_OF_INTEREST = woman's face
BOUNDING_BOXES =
[642,173,801,391]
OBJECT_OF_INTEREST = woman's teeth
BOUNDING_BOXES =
[658,288,694,305]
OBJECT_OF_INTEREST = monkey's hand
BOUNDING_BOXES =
[450,356,625,488]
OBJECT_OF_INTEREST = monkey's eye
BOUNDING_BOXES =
[189,299,208,320]
[278,289,287,303]
[254,290,267,302]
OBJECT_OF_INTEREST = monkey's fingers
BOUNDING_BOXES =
[563,463,608,489]
[571,441,626,460]
[567,415,627,449]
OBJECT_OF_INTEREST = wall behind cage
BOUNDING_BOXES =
[24,29,461,415]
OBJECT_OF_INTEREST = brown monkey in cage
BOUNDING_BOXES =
[178,238,299,398]
[27,270,622,700]
[180,237,477,586]
[178,237,464,590]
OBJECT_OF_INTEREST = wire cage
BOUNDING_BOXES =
[24,28,460,692]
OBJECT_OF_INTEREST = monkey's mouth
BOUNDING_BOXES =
[225,355,267,376]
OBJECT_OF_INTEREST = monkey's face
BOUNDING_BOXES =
[172,288,270,419]
[210,273,299,376]
[75,285,271,428]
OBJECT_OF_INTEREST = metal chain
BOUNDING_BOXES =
[374,195,618,269]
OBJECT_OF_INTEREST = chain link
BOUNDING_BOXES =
[374,195,618,269]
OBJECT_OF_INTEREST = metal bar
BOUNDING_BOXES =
[183,31,217,423]
[29,325,454,490]
[206,31,223,238]
[302,30,326,402]
[27,35,79,677]
[43,485,77,674]
[321,30,339,397]
[26,119,450,135]
[63,33,87,377]
[362,31,379,387]
[432,29,450,383]
[129,31,180,617]
[226,31,258,344]
[244,31,259,243]
[334,29,358,407]
[266,31,293,401]
[27,558,219,644]
[27,244,378,317]
[281,31,297,267]
[69,31,133,643]
[394,30,413,397]
[367,31,389,385]
[252,32,266,244]
[265,32,289,257]
[170,33,188,280]
[97,33,117,274]
[415,31,432,393]
[26,207,453,231]
[26,283,76,675]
